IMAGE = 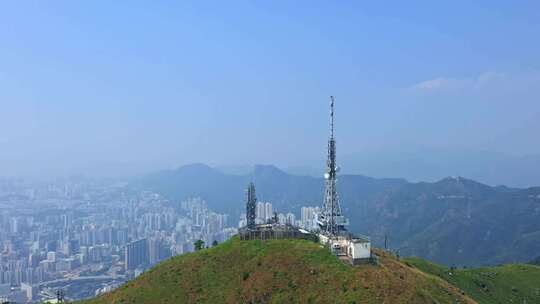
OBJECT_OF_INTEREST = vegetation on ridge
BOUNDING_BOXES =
[405,256,540,303]
[80,238,475,304]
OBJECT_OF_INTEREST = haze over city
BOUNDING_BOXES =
[1,1,540,184]
[2,2,540,304]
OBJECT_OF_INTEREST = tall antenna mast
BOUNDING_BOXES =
[318,96,347,235]
[330,95,335,139]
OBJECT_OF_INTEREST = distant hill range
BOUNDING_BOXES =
[338,150,540,188]
[132,163,540,267]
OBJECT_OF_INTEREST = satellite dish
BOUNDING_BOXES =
[324,173,330,179]
[335,166,340,172]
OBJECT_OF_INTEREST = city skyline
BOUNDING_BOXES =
[0,178,239,302]
[0,176,320,302]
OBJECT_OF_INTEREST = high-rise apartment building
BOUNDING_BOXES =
[125,239,148,271]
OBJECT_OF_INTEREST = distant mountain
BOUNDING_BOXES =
[134,163,406,216]
[341,150,540,188]
[215,164,255,176]
[352,177,540,266]
[133,164,540,266]
[134,163,245,213]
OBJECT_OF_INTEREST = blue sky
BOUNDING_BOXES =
[1,1,540,179]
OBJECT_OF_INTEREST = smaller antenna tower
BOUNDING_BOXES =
[245,182,257,229]
[56,289,66,303]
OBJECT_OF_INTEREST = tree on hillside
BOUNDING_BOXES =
[194,239,205,251]
[212,240,218,247]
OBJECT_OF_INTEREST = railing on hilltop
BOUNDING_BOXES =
[238,224,318,242]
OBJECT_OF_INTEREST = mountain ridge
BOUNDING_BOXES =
[132,163,540,266]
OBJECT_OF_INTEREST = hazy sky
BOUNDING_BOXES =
[1,1,540,178]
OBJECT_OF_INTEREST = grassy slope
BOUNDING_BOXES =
[405,257,540,303]
[80,238,475,304]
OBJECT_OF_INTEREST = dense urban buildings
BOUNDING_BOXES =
[0,179,236,302]
[0,178,318,303]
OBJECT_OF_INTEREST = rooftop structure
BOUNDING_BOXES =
[239,183,316,241]
[239,223,316,242]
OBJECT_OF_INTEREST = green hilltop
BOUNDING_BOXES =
[405,257,540,303]
[78,238,540,304]
[80,238,476,304]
